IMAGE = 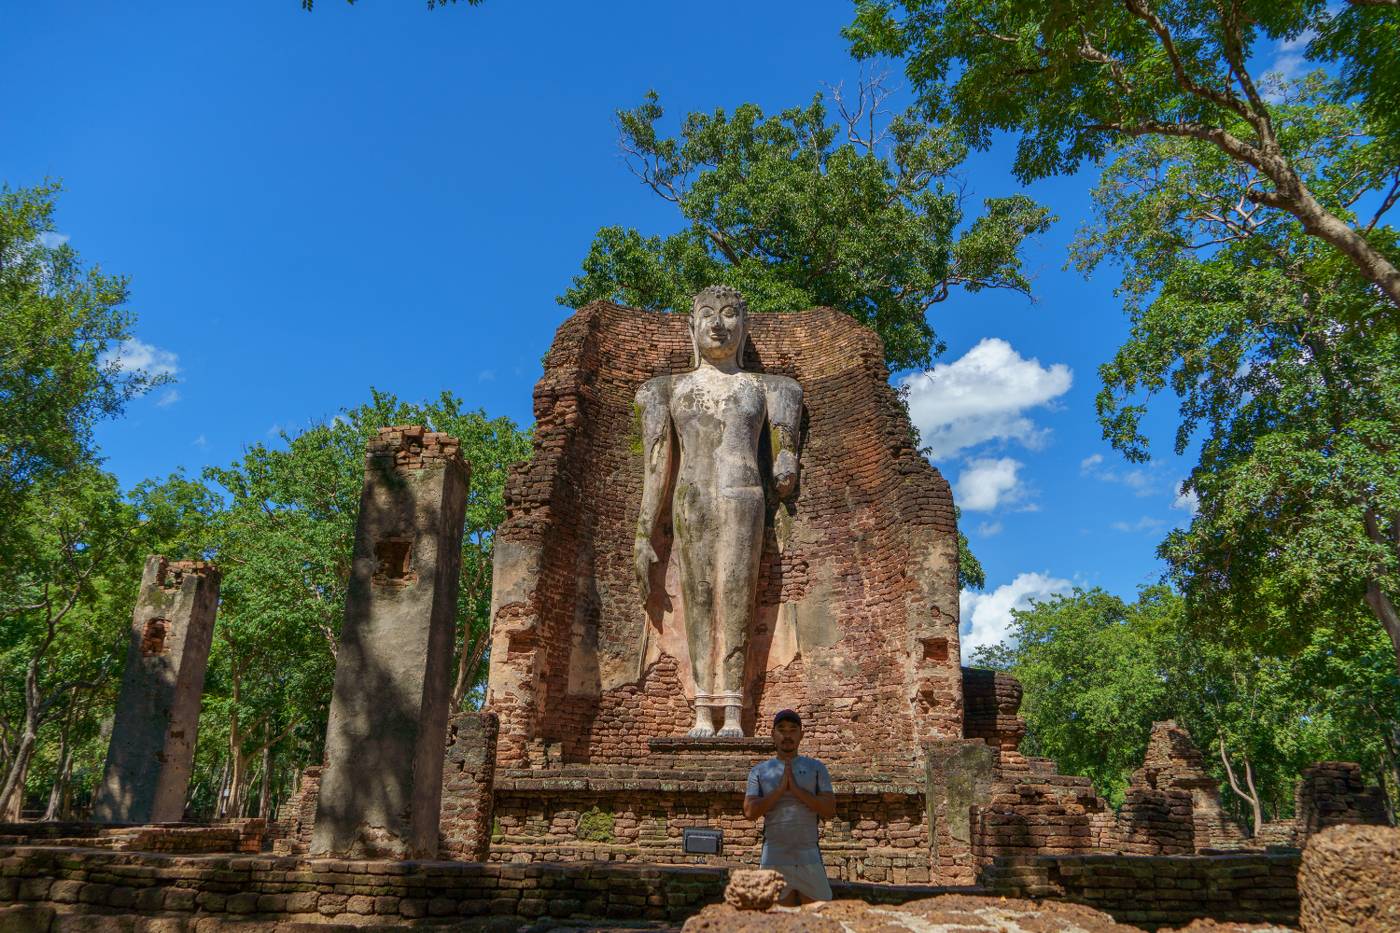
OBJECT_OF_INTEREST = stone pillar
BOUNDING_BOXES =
[1296,761,1388,840]
[1118,782,1195,855]
[311,427,468,859]
[961,667,1029,774]
[1138,720,1245,851]
[925,738,998,885]
[93,557,220,824]
[439,711,498,861]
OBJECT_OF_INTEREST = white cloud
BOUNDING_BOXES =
[192,434,208,449]
[955,457,1026,512]
[1172,483,1200,516]
[104,338,179,378]
[1266,30,1319,98]
[1081,454,1163,497]
[901,338,1072,460]
[1111,515,1166,533]
[478,369,496,382]
[975,520,1003,537]
[156,389,181,407]
[960,571,1072,658]
[38,232,70,249]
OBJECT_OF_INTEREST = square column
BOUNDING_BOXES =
[311,427,469,858]
[93,557,220,824]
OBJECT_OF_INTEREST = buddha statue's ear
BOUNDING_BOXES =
[688,306,701,370]
[737,307,748,371]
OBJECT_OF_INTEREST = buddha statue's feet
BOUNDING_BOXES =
[716,725,744,737]
[687,724,716,738]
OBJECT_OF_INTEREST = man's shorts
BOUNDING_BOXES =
[765,862,833,902]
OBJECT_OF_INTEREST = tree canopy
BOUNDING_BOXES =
[847,0,1400,309]
[560,85,1053,372]
[0,182,166,544]
[195,389,530,817]
[1064,75,1400,682]
[974,586,1398,822]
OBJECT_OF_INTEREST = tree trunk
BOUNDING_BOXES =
[1243,757,1264,832]
[226,751,247,819]
[1363,578,1400,681]
[1248,153,1400,310]
[213,757,230,819]
[0,739,33,822]
[43,694,80,821]
[43,746,72,821]
[451,630,490,714]
[1286,187,1400,310]
[1219,737,1262,836]
[257,735,272,820]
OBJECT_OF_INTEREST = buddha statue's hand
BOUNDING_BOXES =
[774,450,798,499]
[634,536,659,602]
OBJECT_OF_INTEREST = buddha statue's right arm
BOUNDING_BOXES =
[634,378,673,602]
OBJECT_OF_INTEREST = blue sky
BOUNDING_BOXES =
[5,1,1298,654]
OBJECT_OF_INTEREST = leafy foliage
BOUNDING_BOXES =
[560,86,1053,371]
[0,182,181,816]
[0,182,166,544]
[847,0,1400,307]
[194,389,530,815]
[0,467,215,817]
[974,586,1398,819]
[1061,74,1400,680]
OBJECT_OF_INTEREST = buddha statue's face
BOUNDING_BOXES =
[691,294,745,365]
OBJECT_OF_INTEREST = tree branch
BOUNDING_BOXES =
[1120,0,1255,124]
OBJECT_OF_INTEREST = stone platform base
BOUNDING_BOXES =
[0,846,724,925]
[492,738,934,884]
[986,851,1301,929]
[0,844,1306,930]
[0,845,966,928]
[0,820,265,855]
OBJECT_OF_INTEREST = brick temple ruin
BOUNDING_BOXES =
[2,299,1395,930]
[263,303,1390,886]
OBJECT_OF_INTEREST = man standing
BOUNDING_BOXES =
[743,709,835,904]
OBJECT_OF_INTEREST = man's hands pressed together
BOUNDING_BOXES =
[783,758,836,819]
[742,759,791,820]
[742,755,835,821]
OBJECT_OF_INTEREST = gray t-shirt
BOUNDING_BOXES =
[745,755,833,866]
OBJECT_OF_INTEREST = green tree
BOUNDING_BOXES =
[0,470,135,818]
[974,586,1396,823]
[560,82,1053,372]
[0,182,167,545]
[199,389,529,816]
[1045,70,1400,686]
[847,0,1400,309]
[0,468,220,820]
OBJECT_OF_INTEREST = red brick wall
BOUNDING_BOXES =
[1295,761,1388,838]
[486,304,962,771]
[439,713,498,861]
[987,851,1301,928]
[271,767,321,855]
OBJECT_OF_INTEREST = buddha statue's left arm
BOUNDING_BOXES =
[765,376,803,500]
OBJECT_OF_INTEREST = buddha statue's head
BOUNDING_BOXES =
[690,285,748,369]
